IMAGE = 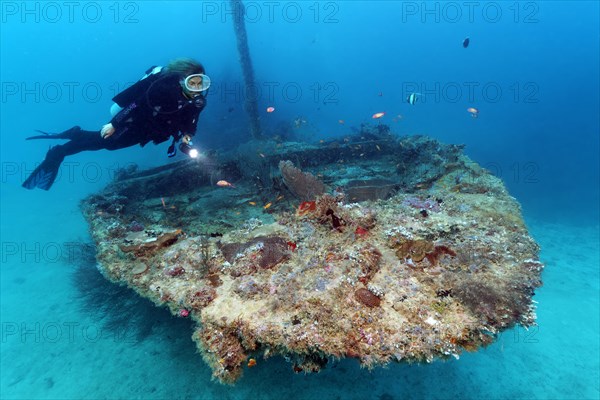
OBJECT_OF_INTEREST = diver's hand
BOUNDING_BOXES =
[101,123,115,139]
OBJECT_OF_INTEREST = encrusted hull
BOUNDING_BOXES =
[81,131,543,383]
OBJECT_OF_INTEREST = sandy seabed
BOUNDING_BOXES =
[1,182,598,400]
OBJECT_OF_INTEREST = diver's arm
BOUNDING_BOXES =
[179,105,202,141]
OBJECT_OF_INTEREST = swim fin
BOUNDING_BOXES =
[22,148,64,190]
[26,126,82,140]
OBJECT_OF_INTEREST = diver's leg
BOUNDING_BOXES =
[23,131,104,190]
[23,129,140,190]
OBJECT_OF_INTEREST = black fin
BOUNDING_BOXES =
[22,159,61,190]
[26,126,82,141]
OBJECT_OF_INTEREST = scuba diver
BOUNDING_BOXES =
[22,58,210,190]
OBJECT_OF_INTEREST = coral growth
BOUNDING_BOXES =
[355,288,382,307]
[425,245,457,266]
[357,244,382,283]
[81,131,543,384]
[218,236,290,271]
[402,196,442,212]
[279,160,326,201]
[393,239,435,262]
[119,229,183,258]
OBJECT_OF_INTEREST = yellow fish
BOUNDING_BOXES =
[263,202,272,209]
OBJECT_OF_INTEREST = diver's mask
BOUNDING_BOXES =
[181,74,211,94]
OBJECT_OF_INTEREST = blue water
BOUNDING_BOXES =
[1,1,598,399]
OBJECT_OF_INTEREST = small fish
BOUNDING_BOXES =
[216,180,235,188]
[372,112,385,119]
[407,92,421,105]
[293,117,307,128]
[467,107,479,118]
[463,37,470,48]
[258,153,266,158]
[276,195,284,201]
[161,197,166,209]
[338,119,345,124]
[378,91,383,97]
[266,106,275,113]
[247,358,257,367]
[263,202,272,209]
[376,144,381,151]
[248,201,256,206]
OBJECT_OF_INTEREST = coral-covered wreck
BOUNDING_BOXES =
[81,127,544,383]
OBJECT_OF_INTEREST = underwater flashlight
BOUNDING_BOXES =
[179,142,199,159]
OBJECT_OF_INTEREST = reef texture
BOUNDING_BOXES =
[81,129,543,384]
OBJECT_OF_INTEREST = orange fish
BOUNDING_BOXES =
[263,202,272,209]
[297,201,316,216]
[372,112,385,119]
[266,106,275,113]
[216,180,235,188]
[467,107,479,118]
[249,201,256,206]
[248,358,257,367]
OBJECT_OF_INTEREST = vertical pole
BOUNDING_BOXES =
[231,0,262,139]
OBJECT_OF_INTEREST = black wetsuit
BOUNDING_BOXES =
[22,67,206,190]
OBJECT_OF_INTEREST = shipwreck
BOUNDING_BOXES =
[81,126,544,383]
